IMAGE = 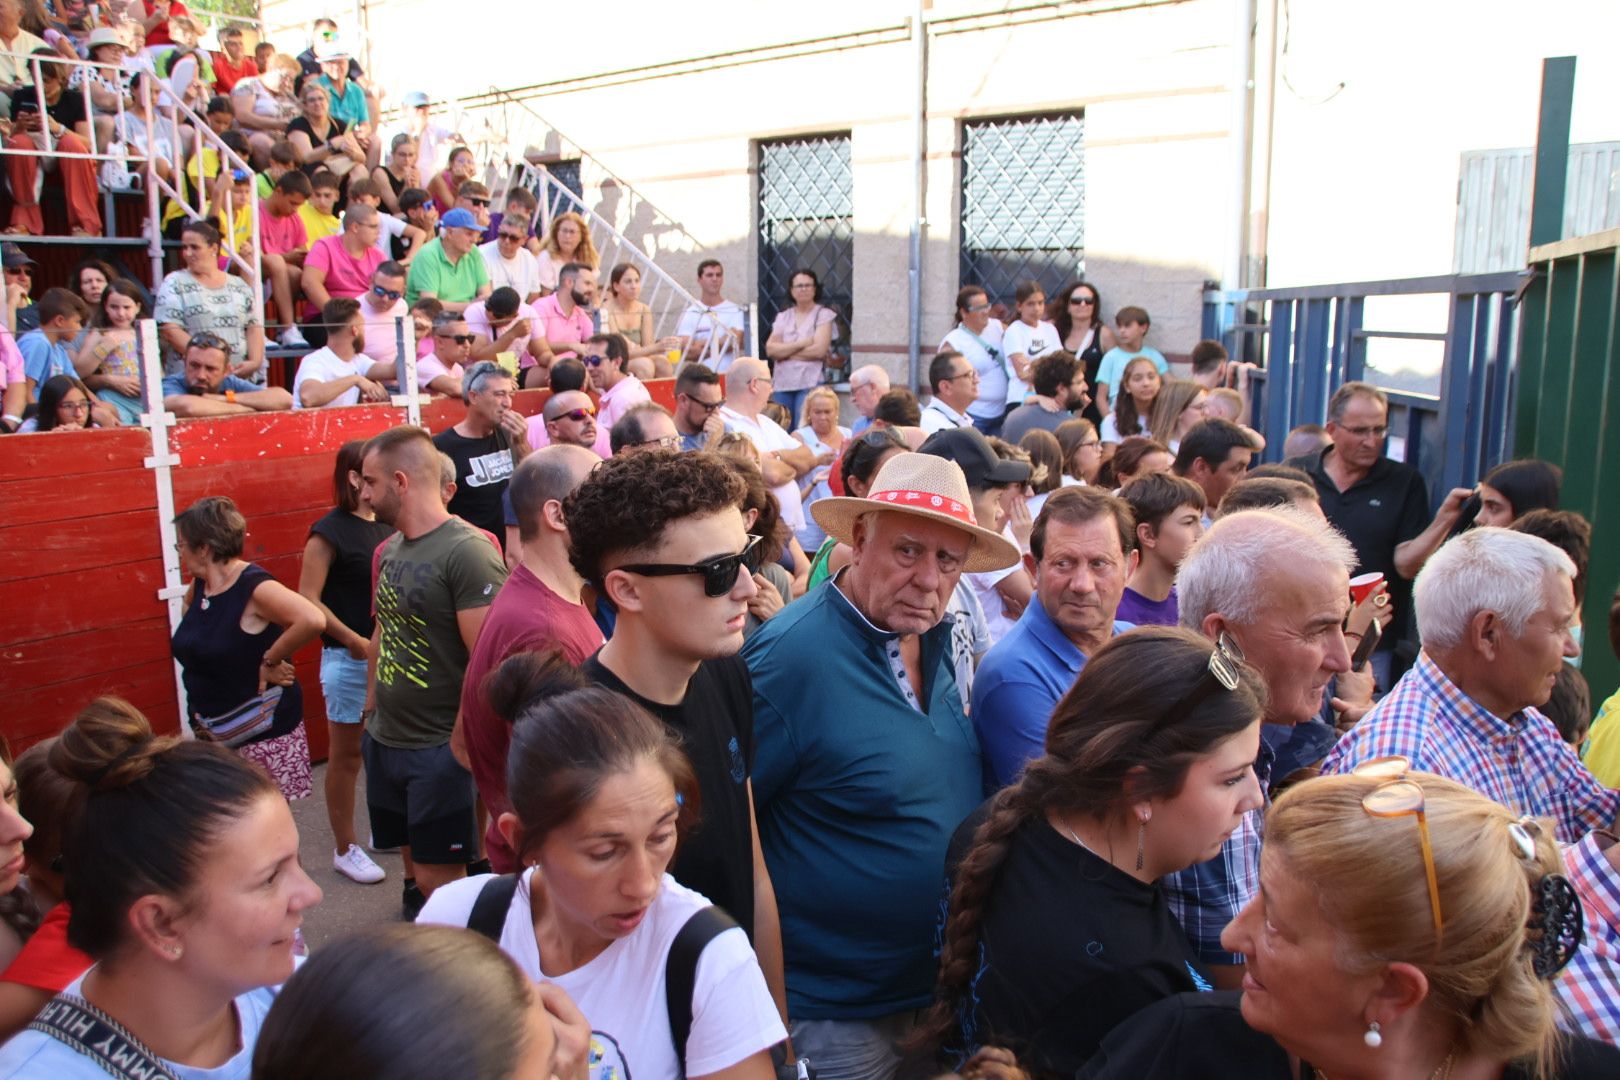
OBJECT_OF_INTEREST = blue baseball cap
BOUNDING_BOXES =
[402,90,430,108]
[440,207,480,232]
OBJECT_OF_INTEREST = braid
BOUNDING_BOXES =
[907,773,1059,1062]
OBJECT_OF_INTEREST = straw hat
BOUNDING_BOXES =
[811,452,1021,572]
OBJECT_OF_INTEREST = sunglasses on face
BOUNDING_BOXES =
[617,534,763,598]
[582,354,605,367]
[437,333,476,345]
[637,434,681,451]
[4,267,30,276]
[554,408,594,423]
[1070,295,1096,306]
[498,232,525,242]
[372,285,402,301]
[465,197,490,208]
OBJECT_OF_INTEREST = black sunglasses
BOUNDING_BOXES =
[436,333,476,345]
[466,197,490,207]
[372,284,402,301]
[617,535,763,598]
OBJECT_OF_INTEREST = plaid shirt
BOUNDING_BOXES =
[1164,742,1274,965]
[1555,830,1620,1043]
[1321,653,1619,843]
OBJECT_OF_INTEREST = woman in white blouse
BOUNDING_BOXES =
[940,285,1011,436]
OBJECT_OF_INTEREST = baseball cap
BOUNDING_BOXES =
[402,90,430,108]
[439,207,481,232]
[313,38,350,61]
[1,243,36,269]
[918,427,1031,490]
[87,27,126,50]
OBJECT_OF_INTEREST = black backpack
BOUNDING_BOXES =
[465,873,739,1070]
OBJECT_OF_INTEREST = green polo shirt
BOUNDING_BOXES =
[405,237,490,306]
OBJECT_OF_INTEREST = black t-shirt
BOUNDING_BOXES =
[1080,991,1620,1080]
[943,803,1212,1077]
[582,653,757,939]
[285,113,348,176]
[309,508,396,647]
[1283,446,1429,651]
[433,426,514,552]
[8,87,88,132]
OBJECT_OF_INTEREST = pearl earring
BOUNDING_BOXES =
[1363,1021,1382,1049]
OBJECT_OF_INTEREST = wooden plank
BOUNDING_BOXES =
[240,506,337,564]
[0,468,155,527]
[9,663,179,749]
[172,455,336,521]
[0,427,150,480]
[0,509,161,584]
[169,406,409,467]
[1,617,172,693]
[0,560,167,644]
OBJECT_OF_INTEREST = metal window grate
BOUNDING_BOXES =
[757,135,853,371]
[960,113,1086,311]
[541,158,583,226]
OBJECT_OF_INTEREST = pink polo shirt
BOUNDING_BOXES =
[305,236,385,319]
[533,294,594,360]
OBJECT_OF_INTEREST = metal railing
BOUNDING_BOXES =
[0,50,262,319]
[514,161,739,369]
[1203,271,1527,511]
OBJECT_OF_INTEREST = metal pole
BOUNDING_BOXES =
[1528,56,1576,249]
[1227,0,1256,289]
[905,4,926,392]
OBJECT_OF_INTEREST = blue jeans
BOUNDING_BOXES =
[773,387,813,428]
[789,1012,919,1080]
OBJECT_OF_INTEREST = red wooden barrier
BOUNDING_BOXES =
[0,378,681,758]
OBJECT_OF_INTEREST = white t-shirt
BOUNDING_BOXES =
[999,319,1060,410]
[721,406,806,530]
[292,346,371,408]
[677,301,747,373]
[420,871,784,1080]
[479,241,542,301]
[0,969,280,1079]
[940,322,1008,421]
[374,213,407,261]
[465,299,540,362]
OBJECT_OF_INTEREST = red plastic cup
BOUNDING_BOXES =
[1349,572,1386,606]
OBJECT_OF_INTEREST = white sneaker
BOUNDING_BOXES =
[279,326,309,347]
[333,844,386,884]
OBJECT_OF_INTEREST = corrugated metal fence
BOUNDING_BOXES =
[1516,227,1619,704]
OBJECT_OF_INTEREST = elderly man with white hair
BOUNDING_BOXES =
[847,363,891,435]
[1321,526,1612,841]
[1161,507,1358,980]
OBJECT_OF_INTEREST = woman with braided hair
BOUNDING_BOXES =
[1082,770,1620,1078]
[907,626,1267,1077]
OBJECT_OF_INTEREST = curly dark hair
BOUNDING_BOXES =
[563,450,747,584]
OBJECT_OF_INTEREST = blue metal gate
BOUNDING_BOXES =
[757,134,853,366]
[959,113,1086,311]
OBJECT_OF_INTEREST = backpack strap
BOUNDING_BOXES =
[29,993,182,1080]
[665,905,740,1074]
[466,873,521,942]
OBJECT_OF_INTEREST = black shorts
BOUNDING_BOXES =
[361,732,478,864]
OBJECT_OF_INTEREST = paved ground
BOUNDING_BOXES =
[290,763,407,948]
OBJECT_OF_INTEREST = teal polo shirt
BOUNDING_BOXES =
[744,576,986,1019]
[404,237,490,306]
[318,75,370,128]
[972,599,1133,787]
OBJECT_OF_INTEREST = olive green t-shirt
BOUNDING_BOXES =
[373,517,506,748]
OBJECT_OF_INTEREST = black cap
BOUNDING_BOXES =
[918,427,1031,490]
[1,243,36,269]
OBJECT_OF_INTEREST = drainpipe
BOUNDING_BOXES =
[1227,0,1256,289]
[906,2,927,391]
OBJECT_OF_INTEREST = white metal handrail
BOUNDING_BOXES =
[515,161,739,370]
[0,49,129,160]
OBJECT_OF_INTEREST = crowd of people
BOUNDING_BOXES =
[1,11,1619,1080]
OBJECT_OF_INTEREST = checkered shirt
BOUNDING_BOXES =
[1320,653,1619,843]
[1555,830,1620,1043]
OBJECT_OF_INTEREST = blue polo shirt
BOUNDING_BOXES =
[160,373,260,397]
[744,577,986,1019]
[973,599,1133,787]
[17,330,73,399]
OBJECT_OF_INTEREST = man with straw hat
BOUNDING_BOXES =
[743,452,1020,1079]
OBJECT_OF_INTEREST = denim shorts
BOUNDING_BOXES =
[319,647,368,725]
